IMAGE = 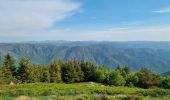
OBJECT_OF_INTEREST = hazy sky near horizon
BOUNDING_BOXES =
[1,0,170,42]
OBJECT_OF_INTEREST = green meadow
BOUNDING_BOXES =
[1,54,170,100]
[0,83,170,100]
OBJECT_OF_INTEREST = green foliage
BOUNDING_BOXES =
[94,67,108,83]
[0,54,169,89]
[80,61,96,82]
[151,73,162,87]
[17,57,31,83]
[0,54,16,84]
[2,53,16,82]
[74,61,84,82]
[40,67,50,83]
[28,65,41,83]
[0,66,7,84]
[106,71,125,86]
[116,65,130,78]
[161,77,170,89]
[137,68,162,88]
[0,83,169,100]
[49,61,62,83]
[0,53,169,99]
[126,73,139,87]
[61,61,83,83]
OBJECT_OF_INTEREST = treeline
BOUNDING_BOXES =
[0,53,170,89]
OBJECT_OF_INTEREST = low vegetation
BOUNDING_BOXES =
[0,53,170,99]
[0,53,170,89]
[0,83,170,100]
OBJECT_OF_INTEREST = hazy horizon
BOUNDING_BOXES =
[2,40,170,44]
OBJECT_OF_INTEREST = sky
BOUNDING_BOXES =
[1,0,170,42]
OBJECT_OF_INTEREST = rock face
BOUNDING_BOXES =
[0,41,170,73]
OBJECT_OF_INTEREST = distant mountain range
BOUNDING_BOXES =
[0,41,170,73]
[162,71,170,76]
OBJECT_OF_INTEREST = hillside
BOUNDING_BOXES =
[162,71,170,76]
[0,41,170,73]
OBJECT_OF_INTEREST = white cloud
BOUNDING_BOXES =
[0,0,80,34]
[1,1,170,42]
[153,7,170,13]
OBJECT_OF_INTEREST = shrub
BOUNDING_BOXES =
[126,73,139,87]
[106,71,125,86]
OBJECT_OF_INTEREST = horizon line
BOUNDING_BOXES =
[1,40,170,43]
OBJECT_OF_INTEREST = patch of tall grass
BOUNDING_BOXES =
[0,83,169,100]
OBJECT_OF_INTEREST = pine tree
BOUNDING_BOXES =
[17,57,31,83]
[2,53,16,82]
[61,61,83,83]
[115,64,121,71]
[137,67,153,88]
[29,65,41,83]
[49,61,62,83]
[0,66,5,84]
[40,67,50,83]
[73,61,83,82]
[61,61,75,83]
[123,66,130,75]
[115,65,130,78]
[80,61,96,82]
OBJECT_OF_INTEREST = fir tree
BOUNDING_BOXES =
[2,53,16,82]
[17,57,31,83]
[49,61,62,83]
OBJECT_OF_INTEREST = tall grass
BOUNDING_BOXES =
[0,83,169,100]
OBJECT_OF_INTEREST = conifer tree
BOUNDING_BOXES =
[61,61,75,83]
[17,57,31,83]
[80,61,96,82]
[61,61,83,83]
[29,65,41,83]
[73,61,84,82]
[2,53,16,82]
[137,68,153,88]
[40,67,50,82]
[0,66,5,84]
[49,61,62,83]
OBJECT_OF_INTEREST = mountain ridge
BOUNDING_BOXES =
[0,41,170,73]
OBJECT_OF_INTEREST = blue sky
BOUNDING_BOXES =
[1,0,170,42]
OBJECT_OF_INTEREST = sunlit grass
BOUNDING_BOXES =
[0,83,170,100]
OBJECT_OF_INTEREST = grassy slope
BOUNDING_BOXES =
[0,83,170,100]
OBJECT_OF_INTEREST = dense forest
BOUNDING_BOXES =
[0,53,170,89]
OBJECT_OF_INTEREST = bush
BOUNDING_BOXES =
[126,73,139,87]
[94,67,108,83]
[106,71,125,86]
[161,77,170,89]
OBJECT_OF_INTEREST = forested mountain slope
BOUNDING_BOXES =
[0,41,170,73]
[162,71,170,76]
